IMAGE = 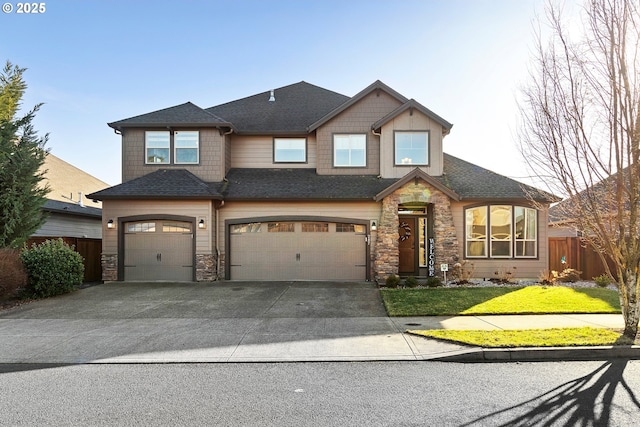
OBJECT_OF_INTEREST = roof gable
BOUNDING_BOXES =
[206,82,350,134]
[371,99,453,135]
[375,168,460,201]
[308,80,409,131]
[108,102,231,130]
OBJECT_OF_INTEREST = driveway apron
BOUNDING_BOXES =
[0,281,440,363]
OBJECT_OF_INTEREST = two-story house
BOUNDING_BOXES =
[89,80,556,283]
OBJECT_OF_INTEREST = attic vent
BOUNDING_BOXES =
[269,89,275,102]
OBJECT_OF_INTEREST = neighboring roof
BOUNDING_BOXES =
[220,168,397,200]
[108,102,232,130]
[371,99,453,135]
[40,153,109,208]
[42,199,102,219]
[307,80,408,131]
[87,169,223,200]
[436,154,559,202]
[206,81,350,134]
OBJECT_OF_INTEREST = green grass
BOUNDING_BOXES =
[408,327,635,347]
[381,285,621,316]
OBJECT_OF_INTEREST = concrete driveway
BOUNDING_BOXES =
[0,281,467,363]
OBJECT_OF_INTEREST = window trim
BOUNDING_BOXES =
[174,131,200,165]
[333,133,367,168]
[273,137,307,164]
[145,130,201,166]
[464,204,539,260]
[394,130,430,166]
[145,131,171,165]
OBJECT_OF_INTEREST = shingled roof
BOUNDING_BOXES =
[108,102,232,130]
[88,169,223,200]
[220,168,397,200]
[91,155,556,202]
[436,154,558,202]
[206,81,350,134]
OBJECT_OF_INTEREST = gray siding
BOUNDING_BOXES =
[33,213,102,239]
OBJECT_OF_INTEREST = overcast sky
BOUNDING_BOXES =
[2,0,577,187]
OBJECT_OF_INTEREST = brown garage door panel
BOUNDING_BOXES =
[124,228,193,281]
[230,222,366,280]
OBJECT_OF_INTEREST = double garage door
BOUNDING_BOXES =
[124,220,194,281]
[229,221,367,280]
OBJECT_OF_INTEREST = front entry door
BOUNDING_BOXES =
[398,216,417,274]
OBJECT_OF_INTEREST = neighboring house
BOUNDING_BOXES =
[89,80,557,282]
[33,153,108,239]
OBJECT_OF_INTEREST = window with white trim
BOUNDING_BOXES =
[334,134,366,167]
[146,131,170,164]
[174,131,199,164]
[274,138,306,163]
[395,131,429,165]
[465,205,538,259]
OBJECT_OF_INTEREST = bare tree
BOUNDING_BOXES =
[519,0,640,340]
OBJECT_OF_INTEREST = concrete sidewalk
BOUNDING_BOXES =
[0,282,638,363]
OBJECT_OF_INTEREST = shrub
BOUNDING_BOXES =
[557,268,581,283]
[0,248,27,299]
[593,274,612,288]
[451,260,475,283]
[425,276,442,288]
[385,274,400,288]
[20,239,84,298]
[493,266,516,283]
[404,276,418,288]
[539,269,556,286]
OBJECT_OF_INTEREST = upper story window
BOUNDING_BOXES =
[145,130,199,165]
[334,134,366,167]
[274,138,306,163]
[146,131,170,164]
[465,205,538,259]
[395,131,429,165]
[175,131,199,164]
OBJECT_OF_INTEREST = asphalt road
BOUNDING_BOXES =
[1,361,639,426]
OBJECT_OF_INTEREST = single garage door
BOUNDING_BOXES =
[229,221,367,280]
[124,220,194,281]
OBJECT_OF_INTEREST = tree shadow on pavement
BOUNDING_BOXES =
[461,359,640,426]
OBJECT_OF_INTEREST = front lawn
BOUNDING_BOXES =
[408,327,635,347]
[381,285,621,316]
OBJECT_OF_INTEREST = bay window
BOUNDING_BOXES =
[465,205,538,259]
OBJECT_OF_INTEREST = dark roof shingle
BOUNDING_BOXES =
[108,102,231,129]
[206,82,350,134]
[88,169,223,200]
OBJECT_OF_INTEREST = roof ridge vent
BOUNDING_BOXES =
[268,89,275,102]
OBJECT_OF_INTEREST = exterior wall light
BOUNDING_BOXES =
[198,218,206,229]
[370,220,377,231]
[107,219,115,229]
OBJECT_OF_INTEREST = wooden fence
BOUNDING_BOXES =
[548,237,611,280]
[25,237,102,283]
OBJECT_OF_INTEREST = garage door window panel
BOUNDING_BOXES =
[268,222,295,232]
[231,223,262,233]
[302,222,328,232]
[162,223,192,233]
[336,223,365,234]
[127,222,156,233]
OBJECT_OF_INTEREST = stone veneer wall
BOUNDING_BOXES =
[373,181,459,283]
[196,254,216,282]
[101,254,117,281]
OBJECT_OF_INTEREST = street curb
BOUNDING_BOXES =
[428,345,640,362]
